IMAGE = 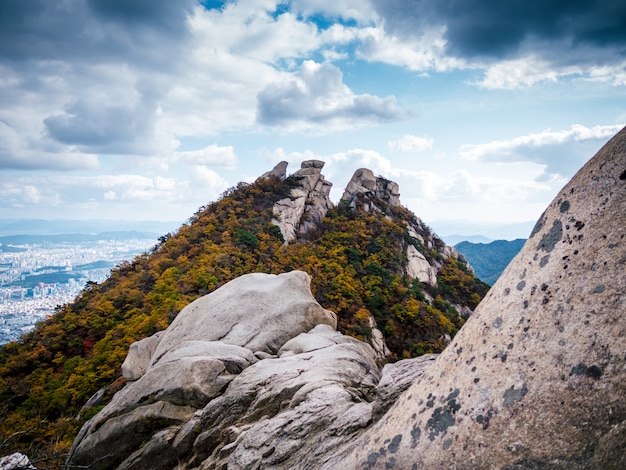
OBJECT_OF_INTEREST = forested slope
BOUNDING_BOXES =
[0,173,488,467]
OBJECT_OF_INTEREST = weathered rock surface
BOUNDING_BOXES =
[406,244,438,285]
[0,453,36,470]
[328,126,626,468]
[259,160,288,181]
[271,160,333,243]
[340,168,400,210]
[67,271,439,470]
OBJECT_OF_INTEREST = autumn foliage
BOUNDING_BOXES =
[0,175,488,467]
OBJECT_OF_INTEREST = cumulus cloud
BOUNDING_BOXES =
[371,0,626,59]
[355,25,465,72]
[0,0,196,64]
[174,144,238,169]
[190,166,230,190]
[289,0,375,23]
[0,121,99,171]
[257,60,403,129]
[459,124,625,177]
[388,134,434,152]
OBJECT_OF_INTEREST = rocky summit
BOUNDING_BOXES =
[267,160,333,243]
[328,126,626,469]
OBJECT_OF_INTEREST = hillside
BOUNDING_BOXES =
[455,238,526,285]
[0,162,488,467]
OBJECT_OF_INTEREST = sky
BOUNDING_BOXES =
[1,0,625,239]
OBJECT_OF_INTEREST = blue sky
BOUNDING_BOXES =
[1,0,625,239]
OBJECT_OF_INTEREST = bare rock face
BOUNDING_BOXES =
[67,271,437,470]
[406,244,438,285]
[404,218,467,288]
[0,453,36,470]
[259,160,288,181]
[341,168,400,211]
[272,160,333,243]
[328,126,626,468]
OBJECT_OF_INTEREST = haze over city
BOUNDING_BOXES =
[1,0,625,239]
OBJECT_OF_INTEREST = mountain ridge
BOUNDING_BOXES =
[0,161,488,466]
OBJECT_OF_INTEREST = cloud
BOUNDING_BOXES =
[190,166,229,189]
[0,0,196,65]
[0,170,230,217]
[257,60,403,129]
[0,121,99,171]
[289,0,376,23]
[459,123,625,177]
[174,144,238,169]
[44,100,154,153]
[355,25,466,72]
[372,0,626,59]
[388,134,434,152]
[369,0,626,87]
[0,0,193,162]
[0,179,60,209]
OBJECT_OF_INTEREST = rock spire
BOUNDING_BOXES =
[340,168,400,211]
[270,160,333,243]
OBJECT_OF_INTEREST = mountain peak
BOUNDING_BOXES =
[269,161,403,243]
[341,168,400,212]
[270,160,333,243]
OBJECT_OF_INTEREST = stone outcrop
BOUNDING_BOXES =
[259,160,288,181]
[340,168,400,211]
[405,244,438,285]
[327,126,626,468]
[0,453,35,470]
[404,218,467,287]
[271,160,333,243]
[66,271,438,470]
[340,167,469,289]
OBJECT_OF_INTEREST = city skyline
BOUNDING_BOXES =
[0,236,157,344]
[1,1,625,240]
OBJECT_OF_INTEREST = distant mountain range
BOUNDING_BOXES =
[0,231,161,247]
[0,219,179,236]
[454,238,527,285]
[432,220,535,245]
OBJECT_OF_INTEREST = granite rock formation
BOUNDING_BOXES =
[340,168,400,210]
[327,126,626,468]
[259,160,288,181]
[66,271,436,470]
[0,453,35,470]
[270,160,333,243]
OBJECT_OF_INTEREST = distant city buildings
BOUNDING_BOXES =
[0,238,156,345]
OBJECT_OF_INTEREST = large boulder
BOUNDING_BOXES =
[67,271,336,469]
[67,271,434,470]
[327,126,626,468]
